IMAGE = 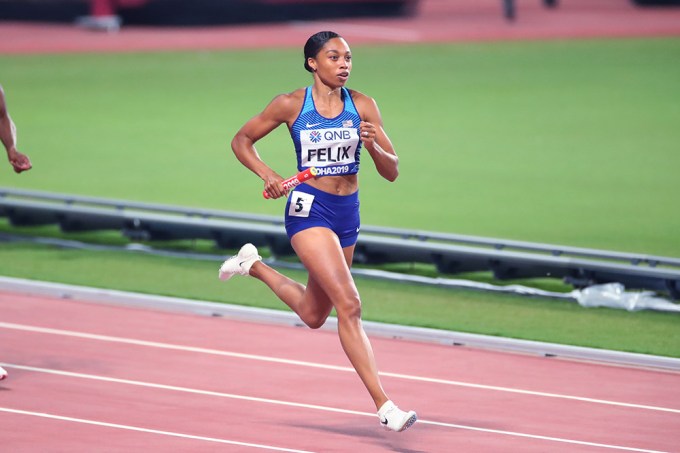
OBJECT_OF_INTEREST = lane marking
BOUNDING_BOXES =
[1,321,679,414]
[0,364,669,453]
[0,407,316,452]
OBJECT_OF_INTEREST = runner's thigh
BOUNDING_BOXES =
[292,227,360,307]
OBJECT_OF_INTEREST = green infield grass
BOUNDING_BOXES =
[1,38,679,357]
[1,37,679,255]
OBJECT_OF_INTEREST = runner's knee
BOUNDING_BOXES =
[298,300,332,329]
[334,297,362,321]
[303,313,329,329]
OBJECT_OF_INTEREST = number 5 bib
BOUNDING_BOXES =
[288,191,315,217]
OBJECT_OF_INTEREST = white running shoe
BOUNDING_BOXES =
[0,366,7,380]
[218,243,262,281]
[378,400,417,432]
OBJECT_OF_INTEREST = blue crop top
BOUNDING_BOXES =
[289,86,362,177]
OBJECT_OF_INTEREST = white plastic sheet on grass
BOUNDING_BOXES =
[575,283,680,313]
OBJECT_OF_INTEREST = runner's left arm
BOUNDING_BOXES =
[355,93,398,182]
[0,85,32,174]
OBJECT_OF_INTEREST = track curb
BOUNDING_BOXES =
[1,276,678,372]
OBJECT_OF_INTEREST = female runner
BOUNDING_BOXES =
[219,31,416,432]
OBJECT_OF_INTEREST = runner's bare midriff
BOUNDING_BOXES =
[307,174,358,196]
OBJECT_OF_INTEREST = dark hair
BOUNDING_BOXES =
[303,31,341,73]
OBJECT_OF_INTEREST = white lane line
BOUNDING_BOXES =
[0,407,316,453]
[1,321,678,414]
[0,364,668,453]
[2,363,371,416]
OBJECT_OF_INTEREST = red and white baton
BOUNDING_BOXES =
[263,167,318,199]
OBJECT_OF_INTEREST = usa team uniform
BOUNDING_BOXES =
[285,86,362,247]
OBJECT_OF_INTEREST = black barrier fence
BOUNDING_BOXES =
[0,0,419,25]
[2,187,679,299]
[2,1,675,27]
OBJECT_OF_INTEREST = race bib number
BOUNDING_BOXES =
[288,191,315,217]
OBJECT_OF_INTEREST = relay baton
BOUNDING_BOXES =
[263,167,318,199]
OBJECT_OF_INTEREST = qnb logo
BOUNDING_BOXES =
[309,131,322,143]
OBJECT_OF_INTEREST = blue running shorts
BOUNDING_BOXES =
[284,183,360,248]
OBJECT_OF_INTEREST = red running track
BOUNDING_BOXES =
[1,290,679,452]
[1,0,680,55]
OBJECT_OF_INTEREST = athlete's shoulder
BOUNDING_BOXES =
[270,88,305,108]
[348,88,369,101]
[264,88,306,121]
[348,88,380,117]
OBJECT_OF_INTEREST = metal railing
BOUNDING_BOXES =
[2,187,679,298]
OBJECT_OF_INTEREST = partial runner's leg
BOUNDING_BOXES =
[219,237,417,430]
[291,227,389,410]
[249,260,334,329]
[219,243,334,328]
